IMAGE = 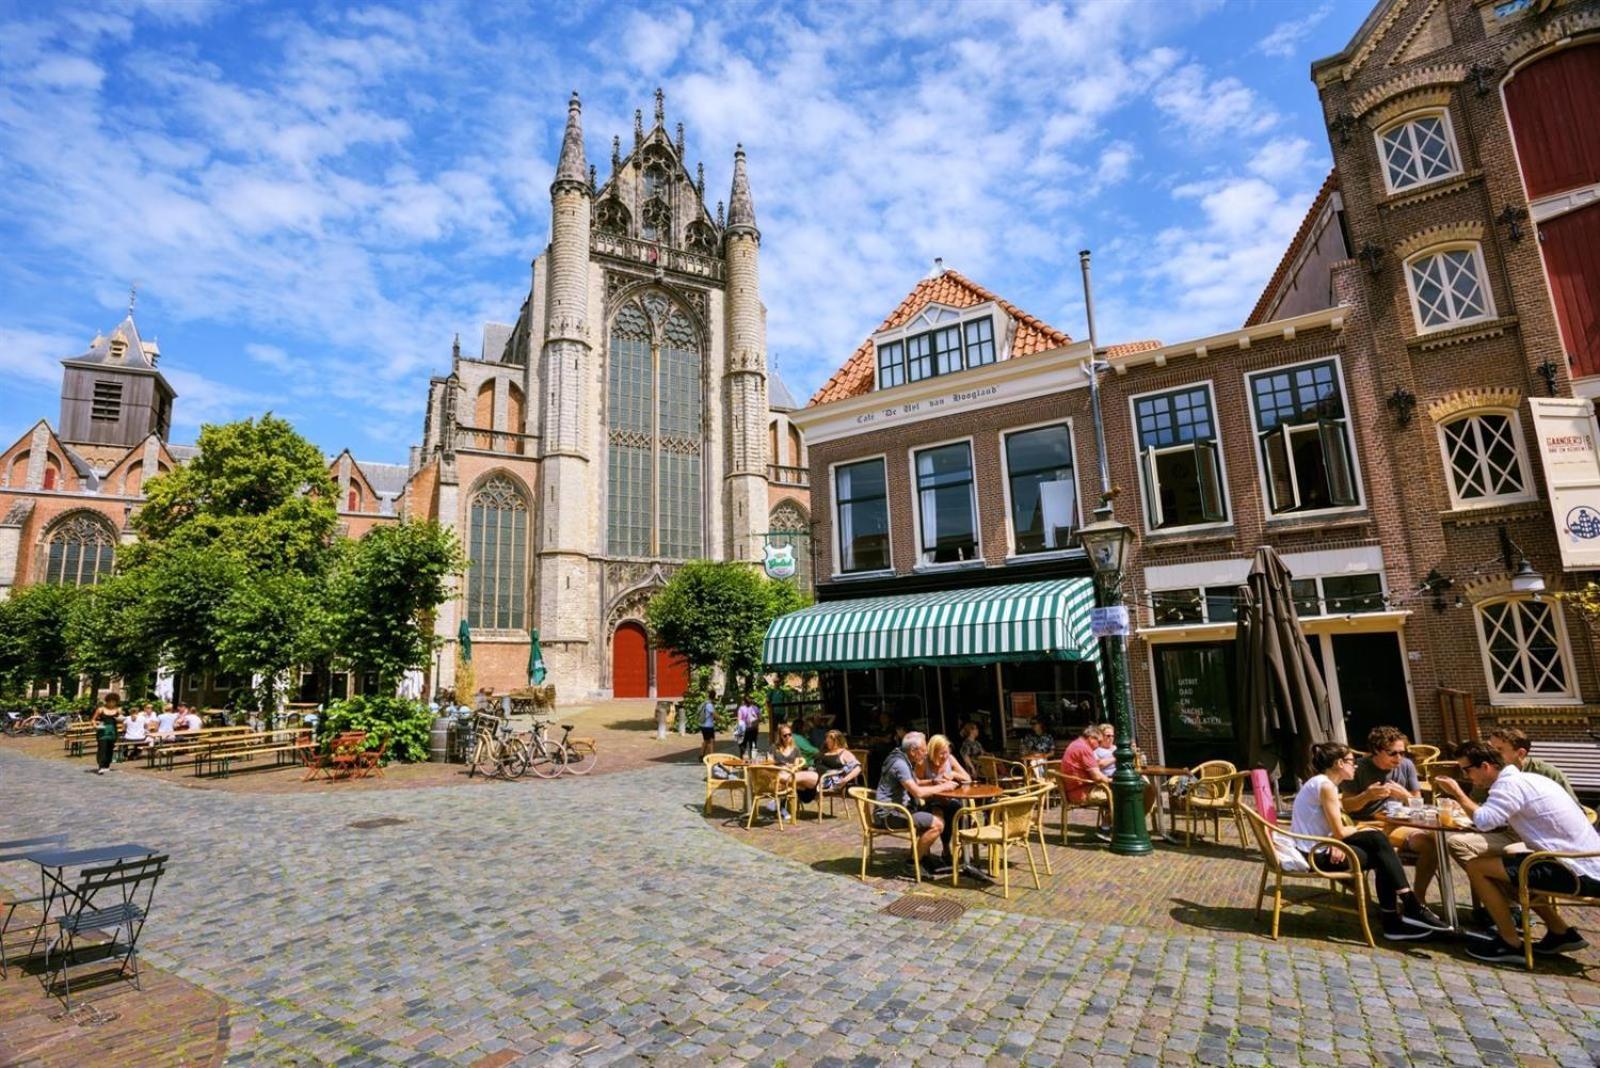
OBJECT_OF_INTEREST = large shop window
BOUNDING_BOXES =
[914,441,978,564]
[1133,385,1226,530]
[835,458,890,574]
[1406,245,1494,333]
[1475,596,1577,704]
[1003,423,1077,554]
[466,475,528,630]
[1249,360,1358,515]
[1439,411,1531,506]
[1376,112,1461,194]
[875,311,997,389]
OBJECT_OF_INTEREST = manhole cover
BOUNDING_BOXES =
[881,894,966,923]
[348,817,410,829]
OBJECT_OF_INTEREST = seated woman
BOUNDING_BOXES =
[919,734,971,785]
[957,722,987,779]
[770,725,820,802]
[813,729,863,791]
[1291,742,1450,941]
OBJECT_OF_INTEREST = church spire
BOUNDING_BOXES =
[726,143,757,236]
[553,91,587,189]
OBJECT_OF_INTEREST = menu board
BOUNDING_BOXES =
[1010,692,1037,730]
[1155,645,1234,742]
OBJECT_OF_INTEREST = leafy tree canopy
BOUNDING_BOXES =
[332,521,463,691]
[0,583,80,695]
[646,561,809,694]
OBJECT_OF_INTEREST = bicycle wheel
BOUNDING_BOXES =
[562,737,597,776]
[47,715,69,737]
[526,737,562,779]
[502,735,532,779]
[466,733,492,778]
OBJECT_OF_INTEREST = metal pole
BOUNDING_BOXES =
[1079,249,1152,857]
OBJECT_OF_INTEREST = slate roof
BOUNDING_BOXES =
[481,322,515,363]
[768,368,799,411]
[808,269,1072,407]
[62,314,159,370]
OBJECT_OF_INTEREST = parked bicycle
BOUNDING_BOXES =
[525,719,598,778]
[3,710,74,736]
[466,713,526,780]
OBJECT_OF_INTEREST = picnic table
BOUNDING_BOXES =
[191,730,315,778]
[139,727,265,771]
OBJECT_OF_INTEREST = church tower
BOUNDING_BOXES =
[722,146,769,562]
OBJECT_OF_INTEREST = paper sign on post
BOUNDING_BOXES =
[1529,398,1600,571]
[1090,605,1130,638]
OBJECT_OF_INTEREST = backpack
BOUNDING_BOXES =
[732,721,746,744]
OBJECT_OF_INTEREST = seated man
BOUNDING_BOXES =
[875,732,960,875]
[175,706,202,735]
[1451,740,1600,963]
[155,704,180,742]
[1061,725,1156,841]
[1341,725,1426,851]
[1418,727,1577,912]
[123,706,149,749]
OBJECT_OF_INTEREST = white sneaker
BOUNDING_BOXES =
[96,768,106,775]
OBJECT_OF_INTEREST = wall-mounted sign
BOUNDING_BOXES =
[762,543,797,580]
[1090,605,1130,637]
[1529,398,1600,571]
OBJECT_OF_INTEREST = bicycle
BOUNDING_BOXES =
[31,711,73,737]
[524,719,598,778]
[466,713,528,780]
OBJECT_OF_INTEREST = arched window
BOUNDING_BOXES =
[1437,410,1532,507]
[466,475,527,630]
[1474,596,1577,704]
[606,294,704,559]
[42,512,116,586]
[1375,111,1461,194]
[1405,245,1494,333]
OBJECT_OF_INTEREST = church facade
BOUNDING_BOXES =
[408,91,806,701]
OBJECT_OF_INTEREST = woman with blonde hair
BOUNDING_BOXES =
[920,733,971,785]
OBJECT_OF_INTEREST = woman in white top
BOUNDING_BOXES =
[123,708,149,748]
[1291,742,1447,941]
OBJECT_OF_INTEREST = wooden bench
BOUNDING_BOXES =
[1532,742,1600,800]
[197,732,314,778]
[143,728,263,771]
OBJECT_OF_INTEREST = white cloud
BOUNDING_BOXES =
[0,325,76,386]
[26,55,104,91]
[1153,63,1277,139]
[620,8,695,75]
[1258,4,1333,59]
[1248,136,1317,183]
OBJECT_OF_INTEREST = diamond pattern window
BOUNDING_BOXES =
[41,512,116,586]
[1248,360,1359,515]
[1407,246,1494,332]
[1476,597,1575,703]
[466,476,527,631]
[1378,113,1461,193]
[1439,411,1531,506]
[1133,385,1226,530]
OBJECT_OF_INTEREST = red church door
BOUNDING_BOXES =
[613,622,649,698]
[654,647,689,698]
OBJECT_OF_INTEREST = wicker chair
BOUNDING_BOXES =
[1045,768,1110,842]
[1514,847,1600,970]
[702,755,747,816]
[1240,806,1374,947]
[745,764,798,830]
[848,787,926,883]
[1172,760,1248,848]
[804,761,865,821]
[1408,744,1441,766]
[976,755,1027,788]
[999,782,1056,875]
[953,793,1045,899]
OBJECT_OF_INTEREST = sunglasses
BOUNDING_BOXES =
[1381,748,1407,757]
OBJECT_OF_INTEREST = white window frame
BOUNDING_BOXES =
[1127,380,1231,535]
[1244,355,1366,521]
[997,417,1083,561]
[1375,109,1464,195]
[1473,595,1581,706]
[1404,243,1497,335]
[1435,408,1536,509]
[907,434,981,569]
[871,302,1007,391]
[830,453,894,579]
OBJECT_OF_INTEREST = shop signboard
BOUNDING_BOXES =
[1090,605,1130,638]
[1529,397,1600,570]
[1154,644,1234,745]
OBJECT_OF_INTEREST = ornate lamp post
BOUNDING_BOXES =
[1078,250,1152,856]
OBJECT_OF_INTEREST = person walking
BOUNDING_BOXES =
[736,695,761,761]
[91,693,121,775]
[700,690,718,758]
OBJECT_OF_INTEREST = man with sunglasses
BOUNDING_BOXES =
[1445,741,1600,963]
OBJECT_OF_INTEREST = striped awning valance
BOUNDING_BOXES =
[763,577,1101,671]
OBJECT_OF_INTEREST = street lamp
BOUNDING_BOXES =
[1079,249,1152,857]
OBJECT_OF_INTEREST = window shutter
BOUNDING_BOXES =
[1319,420,1358,505]
[1142,448,1164,528]
[1262,428,1295,512]
[1193,440,1225,522]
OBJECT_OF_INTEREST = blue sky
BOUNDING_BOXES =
[0,0,1370,464]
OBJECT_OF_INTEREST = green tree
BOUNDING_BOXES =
[216,571,323,710]
[331,521,463,693]
[0,583,81,696]
[66,570,160,697]
[646,561,809,694]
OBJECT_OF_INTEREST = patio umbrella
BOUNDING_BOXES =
[1236,545,1338,781]
[528,629,547,686]
[457,618,472,662]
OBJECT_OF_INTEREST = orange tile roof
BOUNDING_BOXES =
[1106,339,1162,359]
[807,269,1072,407]
[1244,169,1340,328]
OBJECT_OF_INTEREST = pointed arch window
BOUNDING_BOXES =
[466,475,528,630]
[607,295,704,559]
[42,512,116,586]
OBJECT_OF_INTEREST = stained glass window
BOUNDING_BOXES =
[466,476,527,630]
[42,512,116,586]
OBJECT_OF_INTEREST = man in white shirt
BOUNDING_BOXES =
[1453,741,1600,963]
[175,707,202,735]
[155,705,180,741]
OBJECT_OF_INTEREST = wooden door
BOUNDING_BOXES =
[613,622,649,698]
[1538,203,1600,379]
[654,646,688,698]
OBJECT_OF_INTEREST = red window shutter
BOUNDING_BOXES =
[1540,203,1600,379]
[1504,44,1600,200]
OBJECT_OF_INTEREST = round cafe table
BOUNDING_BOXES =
[1381,810,1475,932]
[1140,766,1190,843]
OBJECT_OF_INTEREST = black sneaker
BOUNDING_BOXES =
[1466,936,1525,964]
[1401,899,1452,932]
[1092,829,1112,843]
[928,863,954,877]
[1380,910,1433,941]
[1471,904,1493,929]
[1533,929,1589,956]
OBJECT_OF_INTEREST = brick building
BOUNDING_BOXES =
[784,0,1600,761]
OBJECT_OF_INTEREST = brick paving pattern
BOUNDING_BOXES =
[2,725,1599,1065]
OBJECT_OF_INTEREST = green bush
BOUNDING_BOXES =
[321,695,433,763]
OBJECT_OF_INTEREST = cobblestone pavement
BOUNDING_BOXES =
[3,745,1600,1067]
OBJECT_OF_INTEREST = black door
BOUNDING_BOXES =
[1152,642,1242,769]
[1329,633,1411,749]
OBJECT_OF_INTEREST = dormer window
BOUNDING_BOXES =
[874,305,1001,391]
[108,338,127,361]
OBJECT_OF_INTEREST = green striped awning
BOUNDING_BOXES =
[763,577,1101,672]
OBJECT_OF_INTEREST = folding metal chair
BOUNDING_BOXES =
[45,853,168,1008]
[0,833,67,979]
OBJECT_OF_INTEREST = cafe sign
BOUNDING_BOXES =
[1529,397,1600,571]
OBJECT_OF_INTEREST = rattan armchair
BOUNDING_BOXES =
[804,761,865,821]
[1045,768,1110,842]
[953,793,1044,899]
[1172,760,1248,848]
[848,787,926,883]
[703,754,747,816]
[1240,806,1374,947]
[976,754,1027,788]
[745,764,798,829]
[999,782,1056,875]
[1514,848,1600,970]
[1408,744,1441,766]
